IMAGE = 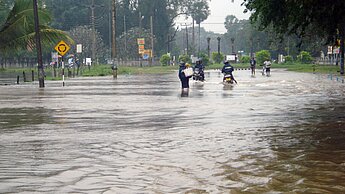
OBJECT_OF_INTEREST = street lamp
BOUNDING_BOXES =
[250,37,253,58]
[217,37,221,54]
[231,37,235,54]
[207,37,211,58]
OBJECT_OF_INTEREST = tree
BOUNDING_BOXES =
[69,26,107,63]
[189,0,210,55]
[242,0,345,74]
[0,0,73,55]
[116,27,152,60]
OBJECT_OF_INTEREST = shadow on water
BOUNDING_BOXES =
[0,108,53,129]
[222,99,345,193]
[180,88,189,97]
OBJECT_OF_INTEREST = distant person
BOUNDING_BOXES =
[68,57,74,68]
[178,62,192,89]
[250,57,256,76]
[264,59,272,76]
[221,60,237,84]
[193,58,205,81]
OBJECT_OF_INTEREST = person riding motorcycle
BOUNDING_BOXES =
[221,60,237,84]
[193,58,205,81]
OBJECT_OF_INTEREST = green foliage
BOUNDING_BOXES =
[189,0,210,24]
[0,0,73,55]
[284,55,294,63]
[240,55,251,63]
[242,0,345,45]
[211,52,224,64]
[179,54,191,63]
[198,53,210,66]
[43,0,210,58]
[255,50,271,65]
[297,51,313,64]
[116,27,152,60]
[160,54,171,66]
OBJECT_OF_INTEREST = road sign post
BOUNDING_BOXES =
[54,41,70,87]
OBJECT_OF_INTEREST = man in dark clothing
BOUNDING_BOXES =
[221,61,237,84]
[193,59,205,81]
[178,62,192,89]
[250,57,256,76]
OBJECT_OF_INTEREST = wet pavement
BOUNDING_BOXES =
[0,69,345,193]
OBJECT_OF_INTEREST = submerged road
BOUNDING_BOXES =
[0,69,344,193]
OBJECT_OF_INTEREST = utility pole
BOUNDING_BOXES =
[150,16,154,65]
[33,0,44,88]
[198,23,201,57]
[124,15,127,52]
[91,0,96,64]
[111,0,117,78]
[192,19,195,55]
[184,24,189,55]
[167,35,170,53]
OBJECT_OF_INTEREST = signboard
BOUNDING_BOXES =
[327,46,332,54]
[76,44,82,53]
[54,40,70,56]
[144,49,152,57]
[86,58,92,66]
[143,53,149,60]
[226,54,237,62]
[328,46,340,54]
[51,52,58,63]
[137,38,145,45]
[138,45,145,54]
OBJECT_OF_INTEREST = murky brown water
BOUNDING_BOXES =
[0,69,344,193]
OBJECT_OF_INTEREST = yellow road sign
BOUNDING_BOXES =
[54,40,70,56]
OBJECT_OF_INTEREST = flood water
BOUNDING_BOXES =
[0,69,344,193]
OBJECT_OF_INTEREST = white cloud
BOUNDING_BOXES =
[175,0,250,34]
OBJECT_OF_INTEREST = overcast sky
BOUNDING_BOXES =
[175,0,250,34]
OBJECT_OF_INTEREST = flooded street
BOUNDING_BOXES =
[0,69,345,193]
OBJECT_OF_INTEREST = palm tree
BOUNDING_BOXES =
[0,0,73,55]
[190,0,210,57]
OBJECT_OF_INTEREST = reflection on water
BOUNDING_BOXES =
[0,70,344,193]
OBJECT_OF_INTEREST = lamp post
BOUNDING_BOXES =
[217,37,221,54]
[231,37,235,54]
[33,0,44,88]
[250,37,254,58]
[207,37,211,58]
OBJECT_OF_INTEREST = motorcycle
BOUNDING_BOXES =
[223,73,234,84]
[193,67,204,81]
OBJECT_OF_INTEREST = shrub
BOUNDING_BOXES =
[198,53,210,66]
[297,51,313,64]
[178,54,191,63]
[284,55,293,63]
[212,52,224,64]
[159,54,171,66]
[240,55,251,63]
[256,50,271,65]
